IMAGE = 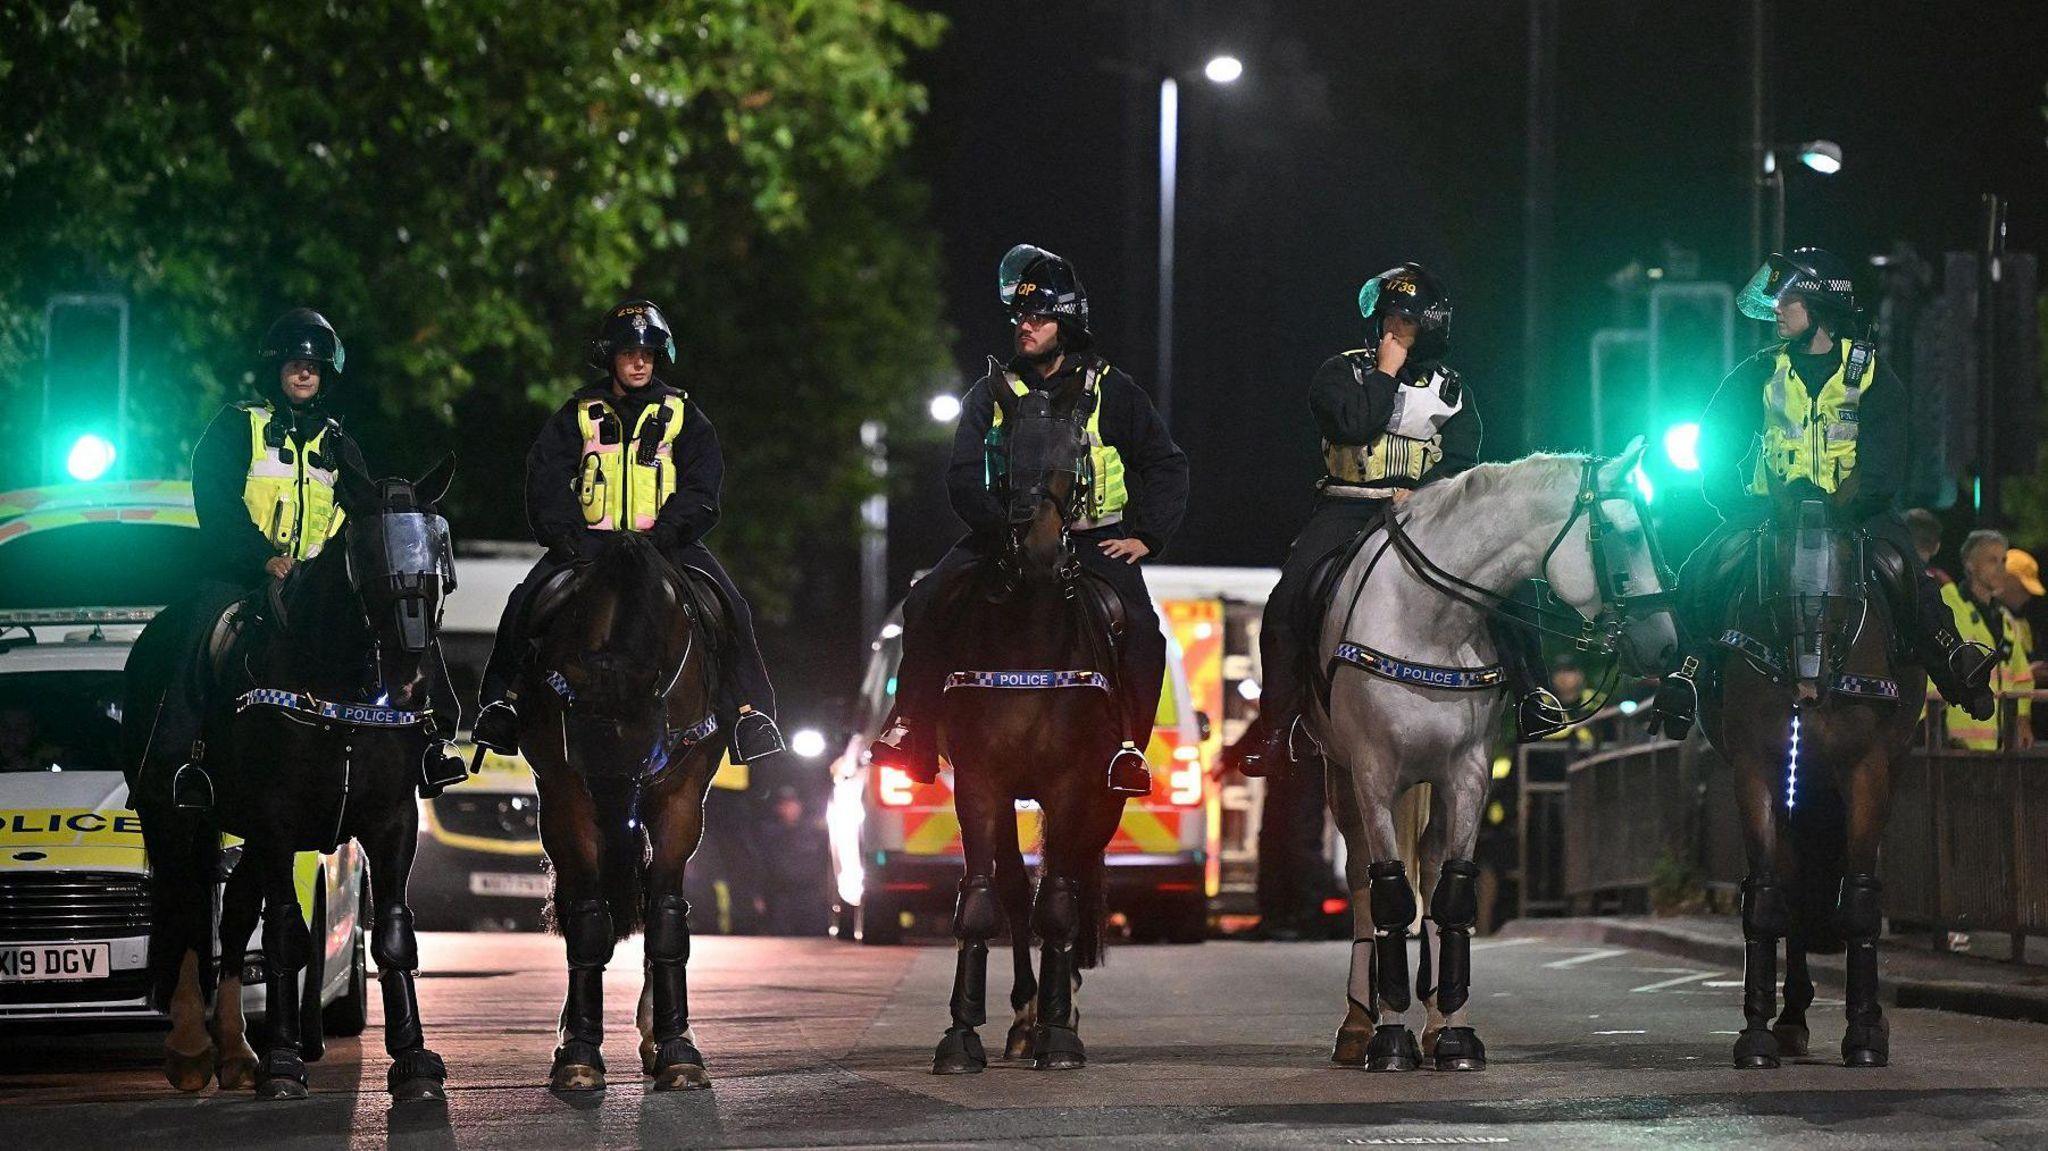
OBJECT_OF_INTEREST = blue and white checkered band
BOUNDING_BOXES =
[544,670,576,704]
[1831,673,1901,702]
[671,713,719,750]
[1330,642,1505,691]
[1717,629,1786,680]
[943,669,1113,692]
[235,688,429,729]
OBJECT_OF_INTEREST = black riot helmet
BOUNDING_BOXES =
[587,298,678,372]
[999,244,1092,350]
[1358,262,1453,361]
[257,308,345,379]
[1738,247,1859,333]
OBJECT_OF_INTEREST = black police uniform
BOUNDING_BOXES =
[893,351,1190,760]
[1256,350,1483,738]
[476,378,776,726]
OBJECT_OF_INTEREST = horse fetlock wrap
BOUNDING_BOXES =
[645,894,693,1045]
[1033,874,1084,944]
[561,898,616,969]
[1740,876,1791,939]
[1836,874,1883,940]
[372,904,420,971]
[954,874,1003,940]
[1430,859,1482,1018]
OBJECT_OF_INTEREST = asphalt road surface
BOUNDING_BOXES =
[6,931,2048,1148]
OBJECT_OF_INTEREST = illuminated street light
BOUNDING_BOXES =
[790,728,828,759]
[1797,139,1843,175]
[928,393,962,423]
[1203,55,1243,84]
[65,434,116,482]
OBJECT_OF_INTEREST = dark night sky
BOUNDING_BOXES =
[765,1,2048,735]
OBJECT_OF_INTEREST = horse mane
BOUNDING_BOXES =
[269,543,371,687]
[1404,452,1587,521]
[576,532,684,659]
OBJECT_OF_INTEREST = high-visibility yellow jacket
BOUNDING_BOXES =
[1940,581,2034,749]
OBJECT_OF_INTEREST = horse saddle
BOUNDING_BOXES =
[199,580,292,691]
[1071,568,1128,654]
[523,557,732,655]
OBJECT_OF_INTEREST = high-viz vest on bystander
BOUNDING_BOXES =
[1939,581,2034,750]
[240,402,344,560]
[991,363,1127,529]
[1747,340,1876,497]
[576,393,688,532]
[1321,348,1465,493]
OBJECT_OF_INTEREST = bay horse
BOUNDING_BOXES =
[520,531,727,1092]
[124,457,460,1100]
[915,388,1131,1075]
[1312,442,1677,1071]
[1698,494,1925,1068]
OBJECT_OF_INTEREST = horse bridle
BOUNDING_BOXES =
[541,565,715,785]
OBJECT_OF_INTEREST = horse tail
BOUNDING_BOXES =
[142,802,220,1008]
[588,777,647,939]
[1788,778,1849,954]
[1073,856,1110,969]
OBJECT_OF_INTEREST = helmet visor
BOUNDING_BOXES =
[1737,255,1810,322]
[999,244,1056,306]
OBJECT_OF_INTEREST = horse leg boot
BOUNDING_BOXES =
[256,896,312,1099]
[1775,934,1814,1057]
[645,894,709,1090]
[1031,874,1087,1071]
[1734,876,1788,1069]
[1838,874,1890,1067]
[551,898,613,1091]
[1428,859,1486,1071]
[935,875,1000,1074]
[1366,860,1423,1072]
[373,904,447,1100]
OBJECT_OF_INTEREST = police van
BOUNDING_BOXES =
[0,482,368,1027]
[823,566,1279,944]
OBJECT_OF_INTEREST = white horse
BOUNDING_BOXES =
[1310,440,1678,1071]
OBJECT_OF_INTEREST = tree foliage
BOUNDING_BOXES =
[0,0,952,613]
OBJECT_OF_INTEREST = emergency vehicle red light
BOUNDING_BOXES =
[877,765,916,807]
[1321,897,1349,916]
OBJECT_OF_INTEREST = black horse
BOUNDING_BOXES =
[913,389,1132,1075]
[123,458,459,1100]
[519,531,728,1092]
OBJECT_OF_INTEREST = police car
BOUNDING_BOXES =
[0,482,368,1027]
[410,746,549,930]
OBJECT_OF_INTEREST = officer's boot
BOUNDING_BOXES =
[172,743,214,811]
[1516,690,1572,742]
[732,707,787,764]
[1651,652,1703,740]
[1106,669,1153,797]
[471,698,520,764]
[1493,619,1569,741]
[868,709,941,785]
[1235,713,1297,780]
[1924,625,1996,721]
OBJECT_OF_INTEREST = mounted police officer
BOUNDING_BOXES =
[1222,263,1567,778]
[471,299,786,765]
[1652,248,1997,736]
[869,245,1189,794]
[157,309,371,807]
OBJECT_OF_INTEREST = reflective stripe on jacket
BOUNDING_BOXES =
[1747,340,1874,497]
[1940,581,2035,749]
[992,363,1127,529]
[1321,349,1465,487]
[240,403,343,560]
[576,394,687,532]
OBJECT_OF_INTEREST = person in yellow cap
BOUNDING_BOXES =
[2000,547,2045,651]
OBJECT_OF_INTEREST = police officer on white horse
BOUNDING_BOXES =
[471,299,786,765]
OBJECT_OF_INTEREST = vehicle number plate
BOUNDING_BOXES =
[469,872,549,898]
[0,942,112,982]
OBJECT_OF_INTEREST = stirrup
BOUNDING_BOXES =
[470,700,520,766]
[1107,743,1152,796]
[1651,656,1700,739]
[419,739,470,799]
[172,763,214,811]
[1516,689,1572,742]
[732,710,786,764]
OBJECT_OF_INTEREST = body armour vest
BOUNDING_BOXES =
[1321,348,1464,494]
[575,393,688,532]
[240,402,343,560]
[990,362,1127,529]
[1746,340,1875,498]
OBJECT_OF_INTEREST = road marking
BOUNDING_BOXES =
[1702,979,1745,988]
[1472,937,1537,952]
[1542,948,1628,969]
[1631,970,1721,993]
[1593,1029,1647,1035]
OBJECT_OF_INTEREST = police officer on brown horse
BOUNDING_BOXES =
[870,245,1189,795]
[471,299,785,765]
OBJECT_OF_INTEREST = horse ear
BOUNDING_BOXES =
[337,458,379,514]
[1599,435,1648,488]
[415,453,457,508]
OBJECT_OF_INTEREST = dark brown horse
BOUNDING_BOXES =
[919,394,1127,1075]
[519,531,726,1091]
[1700,496,1924,1068]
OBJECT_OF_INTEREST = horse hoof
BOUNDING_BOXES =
[550,1064,606,1092]
[1772,1022,1811,1058]
[1032,1025,1086,1071]
[932,1027,988,1075]
[164,1046,215,1093]
[652,1063,712,1091]
[1732,1028,1780,1070]
[1366,1024,1422,1072]
[1431,1026,1487,1072]
[1003,1020,1035,1062]
[1842,1019,1889,1068]
[257,1076,310,1100]
[391,1078,447,1102]
[1330,1026,1373,1067]
[640,1040,658,1077]
[217,1055,260,1091]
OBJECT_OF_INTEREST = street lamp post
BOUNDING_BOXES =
[1156,54,1241,429]
[858,396,967,646]
[1762,139,1843,256]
